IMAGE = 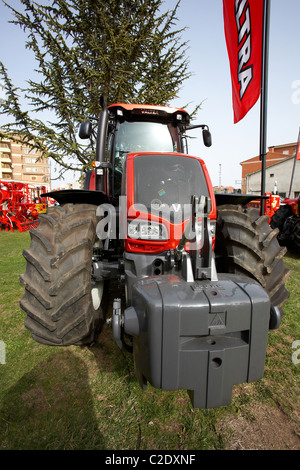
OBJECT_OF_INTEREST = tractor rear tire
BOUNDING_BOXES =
[292,218,300,251]
[271,206,300,252]
[20,203,105,346]
[215,205,290,314]
[270,204,293,232]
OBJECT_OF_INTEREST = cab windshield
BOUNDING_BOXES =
[113,121,181,195]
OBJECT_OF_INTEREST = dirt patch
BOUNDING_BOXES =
[22,387,50,412]
[219,402,300,450]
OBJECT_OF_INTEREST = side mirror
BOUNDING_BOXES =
[79,121,92,139]
[202,128,212,147]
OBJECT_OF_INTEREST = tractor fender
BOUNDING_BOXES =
[215,193,268,206]
[41,189,110,206]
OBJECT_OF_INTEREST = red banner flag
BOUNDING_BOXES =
[296,127,300,160]
[296,141,300,160]
[223,0,264,123]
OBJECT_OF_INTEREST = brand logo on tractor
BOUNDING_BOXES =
[235,0,253,99]
[140,109,159,115]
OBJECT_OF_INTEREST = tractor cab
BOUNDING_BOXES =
[107,103,189,197]
[79,100,212,200]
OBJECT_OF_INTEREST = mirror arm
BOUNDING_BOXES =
[185,124,209,131]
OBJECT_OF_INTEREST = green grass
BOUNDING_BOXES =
[0,230,299,450]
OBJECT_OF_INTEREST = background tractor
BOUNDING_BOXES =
[19,97,290,408]
[270,196,300,252]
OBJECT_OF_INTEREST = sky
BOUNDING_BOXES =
[0,0,300,189]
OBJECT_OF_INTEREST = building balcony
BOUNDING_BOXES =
[0,144,11,151]
[0,155,12,162]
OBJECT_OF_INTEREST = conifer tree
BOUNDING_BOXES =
[0,0,195,176]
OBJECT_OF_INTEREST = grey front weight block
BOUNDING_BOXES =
[121,274,270,409]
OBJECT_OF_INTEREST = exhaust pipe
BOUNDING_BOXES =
[95,96,109,192]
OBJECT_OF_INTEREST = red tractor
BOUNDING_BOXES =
[270,196,300,252]
[246,192,280,222]
[20,98,290,409]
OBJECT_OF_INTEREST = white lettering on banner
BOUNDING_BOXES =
[235,0,253,99]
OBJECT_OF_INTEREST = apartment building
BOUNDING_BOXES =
[0,134,50,189]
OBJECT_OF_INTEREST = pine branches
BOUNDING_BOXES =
[0,0,197,177]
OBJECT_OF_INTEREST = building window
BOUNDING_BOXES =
[31,176,36,180]
[270,173,274,177]
[25,157,31,163]
[25,148,38,154]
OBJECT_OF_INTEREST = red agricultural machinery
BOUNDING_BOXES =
[246,192,280,222]
[20,98,290,409]
[246,191,300,252]
[270,196,300,252]
[0,180,51,232]
[244,190,300,253]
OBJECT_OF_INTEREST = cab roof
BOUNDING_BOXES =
[108,103,190,125]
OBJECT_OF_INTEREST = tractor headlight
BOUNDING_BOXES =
[127,220,168,240]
